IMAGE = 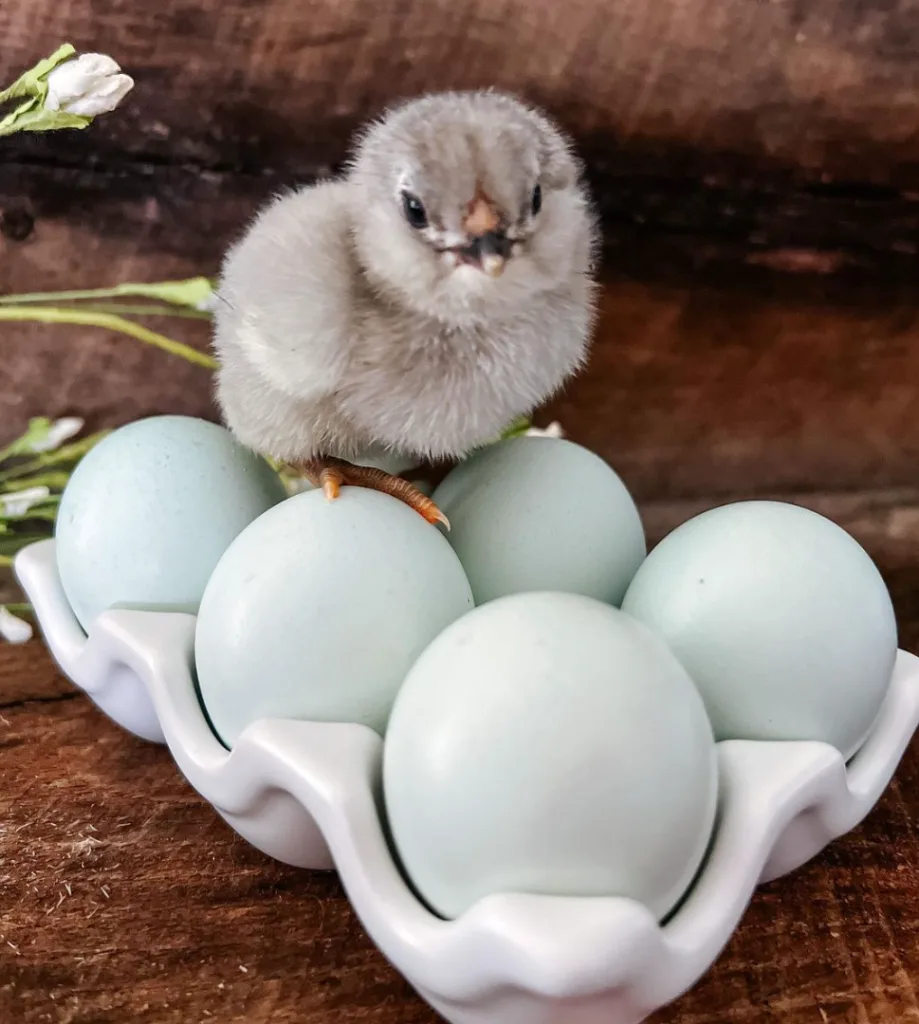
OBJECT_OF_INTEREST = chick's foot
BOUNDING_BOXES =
[298,456,450,529]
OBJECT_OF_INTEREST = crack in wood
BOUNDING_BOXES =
[0,690,81,711]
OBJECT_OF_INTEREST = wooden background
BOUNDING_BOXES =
[4,1,919,1021]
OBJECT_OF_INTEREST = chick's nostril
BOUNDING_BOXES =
[463,195,501,236]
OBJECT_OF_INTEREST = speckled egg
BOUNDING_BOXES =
[194,488,474,747]
[622,501,898,758]
[55,415,286,631]
[383,591,718,921]
[432,437,646,606]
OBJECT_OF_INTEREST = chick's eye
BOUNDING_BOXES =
[401,191,428,229]
[531,183,542,216]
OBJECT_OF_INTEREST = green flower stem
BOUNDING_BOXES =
[0,533,47,558]
[73,303,212,320]
[0,306,218,369]
[0,277,215,309]
[0,285,151,304]
[2,508,58,524]
[499,415,532,439]
[0,433,109,484]
[1,472,74,491]
[3,603,33,616]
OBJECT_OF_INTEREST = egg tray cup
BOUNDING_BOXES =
[16,537,919,1024]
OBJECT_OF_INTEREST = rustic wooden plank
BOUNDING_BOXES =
[0,167,225,448]
[554,277,919,503]
[4,170,919,505]
[0,695,438,1024]
[7,157,919,284]
[0,641,74,705]
[5,0,919,185]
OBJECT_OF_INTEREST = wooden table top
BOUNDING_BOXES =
[3,492,919,1024]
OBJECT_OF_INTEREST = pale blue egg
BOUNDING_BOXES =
[384,592,717,921]
[432,437,646,605]
[622,501,898,758]
[194,488,474,746]
[55,416,286,631]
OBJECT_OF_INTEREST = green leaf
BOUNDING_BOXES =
[17,44,77,92]
[2,506,59,524]
[2,603,32,616]
[0,97,39,138]
[0,44,75,105]
[0,418,52,464]
[0,45,86,137]
[0,107,91,137]
[0,531,51,557]
[0,430,108,483]
[2,472,74,492]
[500,416,532,439]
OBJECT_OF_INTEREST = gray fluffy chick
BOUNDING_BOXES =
[213,90,598,524]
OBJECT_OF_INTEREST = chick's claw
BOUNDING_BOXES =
[299,457,450,530]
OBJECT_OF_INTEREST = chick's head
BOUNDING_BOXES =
[348,91,595,322]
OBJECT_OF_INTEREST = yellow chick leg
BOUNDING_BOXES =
[298,457,450,530]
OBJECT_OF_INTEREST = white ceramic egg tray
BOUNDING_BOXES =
[16,537,919,1024]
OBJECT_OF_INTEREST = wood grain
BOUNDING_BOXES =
[6,0,919,186]
[2,492,919,1024]
[4,170,919,506]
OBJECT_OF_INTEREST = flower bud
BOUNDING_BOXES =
[45,53,133,117]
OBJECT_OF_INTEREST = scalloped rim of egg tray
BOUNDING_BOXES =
[16,537,919,1024]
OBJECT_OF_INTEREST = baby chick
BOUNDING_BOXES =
[213,90,598,525]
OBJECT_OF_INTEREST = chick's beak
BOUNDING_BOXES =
[461,194,510,277]
[465,231,512,277]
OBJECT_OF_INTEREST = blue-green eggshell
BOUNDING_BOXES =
[622,501,898,757]
[432,437,646,606]
[194,488,474,746]
[55,415,286,630]
[383,591,718,921]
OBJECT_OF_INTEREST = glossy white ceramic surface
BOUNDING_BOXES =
[16,539,919,1024]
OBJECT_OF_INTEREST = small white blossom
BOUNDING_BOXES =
[30,417,84,453]
[0,607,32,645]
[525,421,565,439]
[1,486,50,517]
[45,54,133,117]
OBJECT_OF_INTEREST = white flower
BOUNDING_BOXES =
[30,417,84,453]
[0,606,33,645]
[525,421,565,439]
[1,486,50,517]
[45,54,133,117]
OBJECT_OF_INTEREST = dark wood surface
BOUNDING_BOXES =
[3,488,919,1024]
[5,177,919,506]
[6,0,919,184]
[9,0,919,281]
